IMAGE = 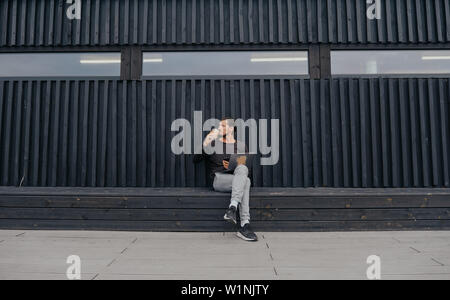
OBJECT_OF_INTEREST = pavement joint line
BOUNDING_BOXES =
[410,247,421,253]
[431,258,445,267]
[262,235,277,276]
[85,236,140,278]
[15,232,26,237]
[107,258,117,268]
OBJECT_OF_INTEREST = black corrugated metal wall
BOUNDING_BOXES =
[0,79,449,188]
[1,0,450,46]
[0,0,449,188]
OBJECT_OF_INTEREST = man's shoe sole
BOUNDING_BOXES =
[224,214,237,225]
[236,232,258,242]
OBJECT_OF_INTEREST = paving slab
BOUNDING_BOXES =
[0,231,27,240]
[95,271,277,280]
[275,267,365,280]
[104,255,273,274]
[0,259,111,274]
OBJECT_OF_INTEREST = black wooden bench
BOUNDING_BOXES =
[0,187,449,232]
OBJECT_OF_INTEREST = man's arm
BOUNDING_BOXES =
[193,129,220,164]
[203,128,220,147]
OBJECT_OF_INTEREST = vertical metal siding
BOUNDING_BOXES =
[1,0,449,47]
[0,78,449,188]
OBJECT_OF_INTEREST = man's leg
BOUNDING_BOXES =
[213,167,258,241]
[213,166,250,224]
[214,165,250,208]
[231,165,251,226]
[233,166,257,241]
[238,177,251,227]
[213,173,237,223]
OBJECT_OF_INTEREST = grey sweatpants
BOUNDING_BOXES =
[213,165,251,226]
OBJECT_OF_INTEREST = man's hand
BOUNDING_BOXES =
[223,160,229,170]
[237,156,247,166]
[203,129,220,147]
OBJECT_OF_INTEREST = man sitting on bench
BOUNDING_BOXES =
[194,119,258,242]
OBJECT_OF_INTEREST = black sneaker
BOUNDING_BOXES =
[224,206,237,225]
[237,224,258,242]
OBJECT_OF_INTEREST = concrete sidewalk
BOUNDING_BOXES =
[0,230,449,280]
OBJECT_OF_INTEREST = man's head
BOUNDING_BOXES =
[218,118,235,137]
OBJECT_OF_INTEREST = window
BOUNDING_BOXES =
[143,51,309,77]
[331,50,450,76]
[0,53,121,77]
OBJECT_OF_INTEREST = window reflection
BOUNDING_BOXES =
[143,51,309,76]
[331,50,450,75]
[0,53,121,77]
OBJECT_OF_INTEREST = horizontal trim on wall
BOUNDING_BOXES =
[0,0,449,47]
